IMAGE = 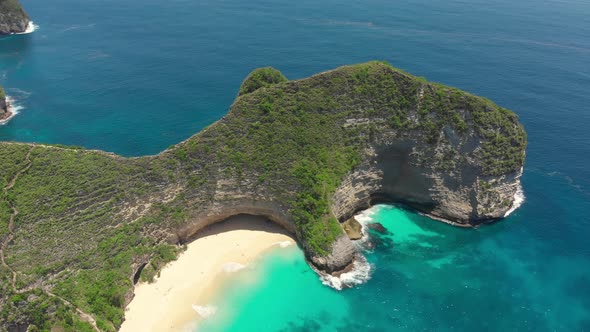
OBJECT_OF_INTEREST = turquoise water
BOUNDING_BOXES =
[197,246,348,332]
[1,0,590,330]
[196,200,590,331]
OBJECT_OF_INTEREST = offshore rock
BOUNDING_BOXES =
[367,222,388,234]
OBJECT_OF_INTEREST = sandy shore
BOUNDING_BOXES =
[119,215,294,332]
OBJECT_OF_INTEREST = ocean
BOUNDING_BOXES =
[1,0,589,330]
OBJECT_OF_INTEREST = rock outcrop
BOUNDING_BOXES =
[0,86,10,121]
[342,216,363,240]
[0,0,30,35]
[0,62,526,330]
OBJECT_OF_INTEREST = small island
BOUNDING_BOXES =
[0,62,526,331]
[0,0,30,35]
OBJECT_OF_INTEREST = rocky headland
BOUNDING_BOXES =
[0,62,526,331]
[0,87,12,122]
[0,0,30,35]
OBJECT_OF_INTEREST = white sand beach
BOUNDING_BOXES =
[119,215,294,332]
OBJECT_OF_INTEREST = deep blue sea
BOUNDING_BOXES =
[2,0,590,330]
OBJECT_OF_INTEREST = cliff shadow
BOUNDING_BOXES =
[186,214,294,244]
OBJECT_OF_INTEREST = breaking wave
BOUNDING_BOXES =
[504,183,525,217]
[319,255,373,291]
[0,96,24,125]
[318,208,383,290]
[353,207,380,247]
[221,262,246,273]
[15,21,38,34]
[191,304,217,319]
[273,240,293,248]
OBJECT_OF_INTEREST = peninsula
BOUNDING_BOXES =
[0,62,526,331]
[0,0,30,35]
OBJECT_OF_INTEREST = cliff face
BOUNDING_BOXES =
[0,62,526,330]
[331,119,524,225]
[0,0,30,35]
[0,87,9,120]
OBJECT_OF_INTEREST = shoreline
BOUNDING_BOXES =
[119,215,294,332]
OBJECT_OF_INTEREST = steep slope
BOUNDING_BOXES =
[0,62,526,331]
[0,0,30,35]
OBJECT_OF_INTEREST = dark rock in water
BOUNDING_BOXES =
[367,222,388,234]
[0,0,30,35]
[0,87,10,121]
[342,216,363,240]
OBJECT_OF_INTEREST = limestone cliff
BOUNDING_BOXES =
[0,62,526,330]
[0,0,30,35]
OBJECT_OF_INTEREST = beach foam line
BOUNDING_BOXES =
[15,21,38,35]
[273,240,293,248]
[221,262,246,273]
[119,216,295,332]
[191,304,217,319]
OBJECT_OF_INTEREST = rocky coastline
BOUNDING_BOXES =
[0,62,527,330]
[0,87,13,123]
[0,0,30,35]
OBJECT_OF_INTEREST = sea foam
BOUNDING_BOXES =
[221,262,246,273]
[318,208,380,290]
[504,182,525,217]
[0,96,24,125]
[15,21,38,34]
[319,255,373,291]
[273,240,293,248]
[353,206,380,248]
[191,304,217,319]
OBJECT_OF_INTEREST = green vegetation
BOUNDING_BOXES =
[238,67,288,96]
[0,62,526,330]
[0,87,5,100]
[0,0,30,35]
[0,0,27,13]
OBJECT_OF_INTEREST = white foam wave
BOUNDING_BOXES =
[15,21,38,35]
[0,96,23,125]
[504,182,525,217]
[221,262,246,273]
[319,255,372,290]
[352,207,380,247]
[273,240,293,248]
[316,207,381,290]
[191,304,217,319]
